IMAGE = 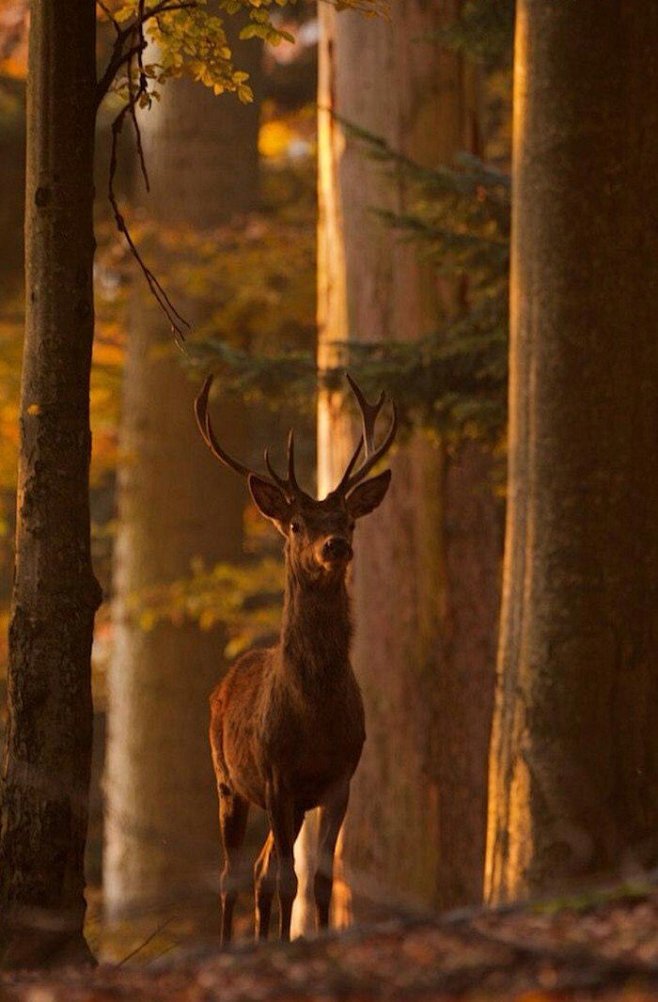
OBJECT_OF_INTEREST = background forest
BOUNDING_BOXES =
[1,0,658,996]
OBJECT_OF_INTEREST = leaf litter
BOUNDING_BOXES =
[5,877,658,1001]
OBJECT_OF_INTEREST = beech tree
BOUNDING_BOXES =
[486,0,658,903]
[104,43,262,922]
[0,0,100,967]
[306,0,501,925]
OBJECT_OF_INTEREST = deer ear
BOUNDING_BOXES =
[346,469,392,519]
[248,475,291,527]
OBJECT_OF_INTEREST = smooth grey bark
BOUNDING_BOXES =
[302,0,501,929]
[0,0,100,968]
[104,53,262,922]
[486,0,658,903]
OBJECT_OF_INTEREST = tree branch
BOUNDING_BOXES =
[95,0,198,107]
[97,0,195,341]
[107,57,190,342]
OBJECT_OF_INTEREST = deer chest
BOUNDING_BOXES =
[260,679,365,803]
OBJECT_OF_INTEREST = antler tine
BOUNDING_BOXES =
[333,435,364,495]
[334,373,397,495]
[345,372,385,453]
[264,430,303,501]
[345,402,397,491]
[195,374,258,480]
[287,429,300,494]
[264,447,287,490]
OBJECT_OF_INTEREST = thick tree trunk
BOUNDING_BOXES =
[0,0,100,968]
[303,0,501,927]
[485,0,658,903]
[104,56,261,922]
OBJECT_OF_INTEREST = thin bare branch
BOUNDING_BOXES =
[116,917,175,968]
[95,0,197,107]
[108,81,190,341]
[142,0,198,20]
[97,0,121,34]
[129,8,152,192]
[96,30,134,107]
[96,0,209,341]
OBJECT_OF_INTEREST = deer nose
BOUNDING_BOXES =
[322,536,352,561]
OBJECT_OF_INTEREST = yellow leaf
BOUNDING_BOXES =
[139,609,157,632]
[27,403,40,416]
[199,609,217,631]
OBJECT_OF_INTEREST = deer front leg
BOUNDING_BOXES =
[266,778,300,941]
[315,781,350,930]
[254,830,276,940]
[255,807,305,941]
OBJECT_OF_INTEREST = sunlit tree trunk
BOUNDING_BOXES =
[486,0,658,903]
[0,0,100,967]
[104,50,261,922]
[296,1,501,930]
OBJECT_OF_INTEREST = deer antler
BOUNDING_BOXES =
[195,375,256,479]
[196,373,396,502]
[334,373,397,495]
[265,429,301,499]
[195,375,306,502]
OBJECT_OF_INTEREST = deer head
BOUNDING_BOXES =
[195,374,397,582]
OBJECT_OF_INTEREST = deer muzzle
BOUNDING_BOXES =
[322,536,353,564]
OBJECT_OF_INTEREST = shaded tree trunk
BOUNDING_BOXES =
[0,0,100,968]
[300,0,501,928]
[486,0,658,903]
[104,52,262,921]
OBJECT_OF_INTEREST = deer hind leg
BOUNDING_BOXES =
[315,782,350,930]
[218,785,250,947]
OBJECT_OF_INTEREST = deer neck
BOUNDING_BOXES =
[279,561,352,683]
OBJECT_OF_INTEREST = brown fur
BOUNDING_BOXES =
[195,372,395,944]
[210,481,390,943]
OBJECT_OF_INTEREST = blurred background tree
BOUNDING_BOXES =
[306,0,503,925]
[102,17,264,928]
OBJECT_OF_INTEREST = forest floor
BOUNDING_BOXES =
[4,878,658,1001]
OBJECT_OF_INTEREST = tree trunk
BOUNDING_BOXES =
[104,54,261,923]
[486,0,658,903]
[0,0,100,968]
[303,0,501,926]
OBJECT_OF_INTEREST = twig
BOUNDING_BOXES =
[116,917,176,967]
[128,8,152,193]
[100,4,192,343]
[97,0,121,34]
[146,940,180,966]
[108,84,191,342]
[95,0,196,107]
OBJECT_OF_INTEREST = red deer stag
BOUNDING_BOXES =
[194,373,396,944]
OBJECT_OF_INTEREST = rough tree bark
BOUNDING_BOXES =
[485,0,658,903]
[295,0,501,930]
[0,0,101,968]
[104,48,262,921]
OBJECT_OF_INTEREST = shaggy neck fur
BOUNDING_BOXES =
[279,554,352,684]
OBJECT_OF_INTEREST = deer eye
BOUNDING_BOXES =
[290,520,302,534]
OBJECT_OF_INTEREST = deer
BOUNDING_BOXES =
[194,372,397,945]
